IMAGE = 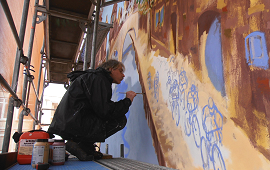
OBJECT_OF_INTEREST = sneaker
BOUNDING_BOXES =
[65,141,94,161]
[78,143,103,160]
[91,144,103,160]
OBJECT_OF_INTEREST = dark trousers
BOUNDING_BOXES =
[105,116,127,139]
[76,116,127,146]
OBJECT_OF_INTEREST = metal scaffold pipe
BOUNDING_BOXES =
[21,0,39,104]
[33,39,45,129]
[31,81,41,102]
[90,0,101,69]
[83,34,88,71]
[1,0,30,153]
[18,0,42,135]
[0,74,40,133]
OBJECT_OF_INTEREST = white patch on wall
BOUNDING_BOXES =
[124,58,138,88]
[151,55,170,103]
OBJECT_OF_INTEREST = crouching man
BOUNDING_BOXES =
[48,59,136,161]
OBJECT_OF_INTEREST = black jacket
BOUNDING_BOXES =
[47,67,131,142]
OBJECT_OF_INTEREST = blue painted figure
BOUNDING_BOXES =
[200,97,226,170]
[179,68,188,110]
[167,69,181,126]
[148,72,152,90]
[184,84,201,148]
[154,71,159,102]
[168,79,180,126]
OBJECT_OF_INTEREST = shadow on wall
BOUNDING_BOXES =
[100,32,159,165]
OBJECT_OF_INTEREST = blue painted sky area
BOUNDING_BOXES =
[205,17,226,96]
[101,2,124,23]
[100,33,159,165]
[102,2,124,52]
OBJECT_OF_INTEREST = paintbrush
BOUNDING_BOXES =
[119,92,145,94]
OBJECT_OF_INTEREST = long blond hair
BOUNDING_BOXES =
[98,59,125,72]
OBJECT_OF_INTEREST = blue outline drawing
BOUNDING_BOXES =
[179,68,188,110]
[184,84,201,148]
[169,56,175,63]
[167,69,182,126]
[147,72,152,90]
[154,71,159,102]
[245,31,269,69]
[200,97,226,170]
[169,79,180,126]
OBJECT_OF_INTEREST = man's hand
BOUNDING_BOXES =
[126,91,137,102]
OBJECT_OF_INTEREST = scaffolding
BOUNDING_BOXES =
[0,0,128,154]
[0,1,178,170]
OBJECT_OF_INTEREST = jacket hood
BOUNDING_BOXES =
[67,67,113,83]
[95,67,113,84]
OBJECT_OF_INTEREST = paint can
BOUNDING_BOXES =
[31,139,50,168]
[50,139,66,165]
[17,130,49,165]
[48,139,54,164]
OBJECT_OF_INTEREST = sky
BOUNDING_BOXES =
[41,83,66,128]
[43,83,66,103]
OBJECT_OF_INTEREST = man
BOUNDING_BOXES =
[47,59,137,161]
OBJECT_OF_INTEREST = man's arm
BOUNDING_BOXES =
[83,75,135,119]
[125,91,137,102]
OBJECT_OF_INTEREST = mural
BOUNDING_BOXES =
[96,0,270,169]
[201,97,225,170]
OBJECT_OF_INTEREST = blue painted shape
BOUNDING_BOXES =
[100,32,158,165]
[184,111,192,136]
[154,71,159,102]
[201,97,226,170]
[202,97,223,144]
[148,72,152,90]
[245,31,269,69]
[185,84,201,148]
[112,50,118,59]
[187,84,199,113]
[168,78,180,125]
[179,68,188,110]
[167,69,182,126]
[211,144,226,170]
[156,12,159,27]
[123,44,133,57]
[116,80,131,158]
[160,6,164,25]
[205,17,226,96]
[192,114,201,148]
[155,7,164,27]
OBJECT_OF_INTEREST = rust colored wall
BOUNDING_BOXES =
[0,0,45,152]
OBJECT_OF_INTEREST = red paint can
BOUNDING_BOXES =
[50,139,66,165]
[17,130,49,165]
